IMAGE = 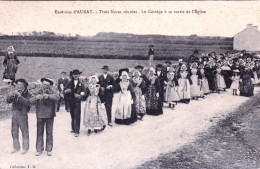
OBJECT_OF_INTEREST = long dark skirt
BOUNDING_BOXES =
[145,85,163,116]
[115,105,137,125]
[222,70,232,88]
[240,78,254,97]
[206,75,217,91]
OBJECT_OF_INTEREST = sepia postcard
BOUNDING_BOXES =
[0,1,260,169]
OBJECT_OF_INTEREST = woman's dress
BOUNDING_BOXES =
[113,80,137,124]
[230,76,240,90]
[240,70,254,97]
[145,75,163,115]
[164,72,180,102]
[199,69,210,94]
[178,71,191,102]
[83,84,108,131]
[204,66,217,92]
[3,53,19,81]
[221,65,232,88]
[190,69,202,97]
[216,68,226,90]
[132,77,146,117]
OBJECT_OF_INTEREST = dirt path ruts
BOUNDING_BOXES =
[137,93,260,169]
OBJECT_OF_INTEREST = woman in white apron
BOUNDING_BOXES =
[113,69,137,125]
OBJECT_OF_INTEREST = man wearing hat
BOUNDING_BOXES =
[64,70,86,137]
[56,72,70,112]
[148,45,155,67]
[98,65,115,127]
[7,78,32,155]
[30,78,60,156]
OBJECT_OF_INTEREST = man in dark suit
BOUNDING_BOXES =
[30,78,60,156]
[56,72,70,112]
[64,70,86,137]
[98,65,114,127]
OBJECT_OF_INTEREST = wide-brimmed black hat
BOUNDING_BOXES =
[135,65,144,69]
[119,68,129,77]
[71,69,82,75]
[40,78,54,86]
[101,65,110,70]
[61,71,67,74]
[156,64,163,68]
[149,45,154,47]
[15,78,28,87]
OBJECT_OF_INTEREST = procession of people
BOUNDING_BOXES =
[4,45,260,157]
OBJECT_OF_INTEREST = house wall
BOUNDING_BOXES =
[233,25,260,52]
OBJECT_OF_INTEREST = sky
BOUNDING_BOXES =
[0,1,259,37]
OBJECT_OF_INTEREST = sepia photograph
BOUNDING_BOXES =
[0,1,260,169]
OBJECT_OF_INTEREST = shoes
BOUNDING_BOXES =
[108,123,113,127]
[74,133,79,137]
[11,149,20,154]
[21,150,28,154]
[47,152,52,156]
[35,152,42,156]
[70,130,75,133]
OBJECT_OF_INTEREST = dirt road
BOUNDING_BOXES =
[0,88,258,169]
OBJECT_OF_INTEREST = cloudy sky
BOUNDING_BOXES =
[0,1,259,37]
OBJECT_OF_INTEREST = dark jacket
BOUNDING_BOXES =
[64,79,86,104]
[6,89,32,116]
[30,88,60,118]
[98,74,115,100]
[148,48,154,56]
[57,78,69,93]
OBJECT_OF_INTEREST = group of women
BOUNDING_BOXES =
[82,50,260,135]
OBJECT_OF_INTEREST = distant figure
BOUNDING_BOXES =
[148,45,155,67]
[30,78,60,156]
[56,72,70,112]
[6,79,31,155]
[3,46,20,84]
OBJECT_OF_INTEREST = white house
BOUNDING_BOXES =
[233,24,260,52]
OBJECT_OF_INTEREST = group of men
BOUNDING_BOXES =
[7,65,116,156]
[7,78,59,156]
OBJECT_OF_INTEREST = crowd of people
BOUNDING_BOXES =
[4,46,260,157]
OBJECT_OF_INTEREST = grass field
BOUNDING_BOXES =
[0,36,233,60]
[0,57,164,83]
[0,34,233,82]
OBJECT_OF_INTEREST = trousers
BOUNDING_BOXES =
[69,101,81,134]
[12,115,29,151]
[36,118,54,152]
